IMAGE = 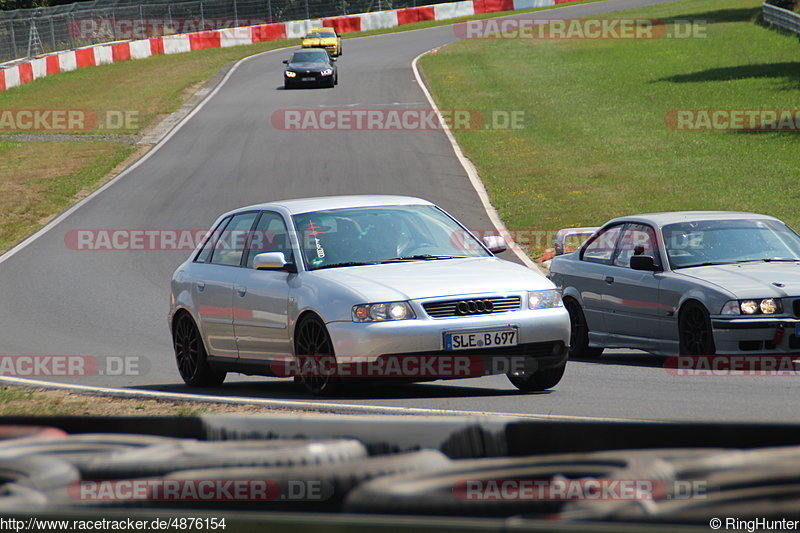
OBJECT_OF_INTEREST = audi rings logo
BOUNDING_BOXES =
[456,300,495,315]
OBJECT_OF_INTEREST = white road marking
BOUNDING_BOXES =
[412,49,542,272]
[0,375,656,422]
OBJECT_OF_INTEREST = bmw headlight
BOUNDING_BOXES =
[285,71,297,78]
[721,298,782,315]
[320,68,333,76]
[353,302,415,322]
[528,289,563,310]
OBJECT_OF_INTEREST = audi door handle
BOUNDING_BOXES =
[236,286,247,297]
[605,276,614,284]
[196,281,206,291]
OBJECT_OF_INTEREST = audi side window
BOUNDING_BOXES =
[582,225,623,265]
[195,217,231,263]
[613,224,661,268]
[245,212,295,268]
[209,212,258,267]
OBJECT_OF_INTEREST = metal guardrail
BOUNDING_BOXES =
[763,2,800,35]
[0,0,448,65]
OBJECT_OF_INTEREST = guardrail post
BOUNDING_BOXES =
[139,3,144,30]
[67,10,75,50]
[111,3,117,41]
[9,20,18,59]
[49,14,56,51]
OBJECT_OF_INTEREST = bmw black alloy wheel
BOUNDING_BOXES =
[679,302,715,355]
[564,298,603,359]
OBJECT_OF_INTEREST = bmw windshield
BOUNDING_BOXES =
[306,31,336,38]
[292,205,491,270]
[290,51,330,63]
[664,218,800,269]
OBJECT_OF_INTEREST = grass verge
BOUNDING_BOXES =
[419,0,799,256]
[0,385,296,416]
[0,141,134,252]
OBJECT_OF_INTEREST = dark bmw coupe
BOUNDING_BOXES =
[283,49,338,89]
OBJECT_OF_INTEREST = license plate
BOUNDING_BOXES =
[302,77,316,81]
[444,328,518,351]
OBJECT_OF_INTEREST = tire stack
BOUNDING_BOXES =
[560,446,800,525]
[0,425,798,526]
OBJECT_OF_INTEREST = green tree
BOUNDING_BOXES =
[0,0,49,9]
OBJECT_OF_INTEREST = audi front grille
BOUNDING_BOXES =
[423,296,521,318]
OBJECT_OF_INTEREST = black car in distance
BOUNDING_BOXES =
[283,49,338,89]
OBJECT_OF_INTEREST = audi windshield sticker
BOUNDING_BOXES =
[308,220,326,266]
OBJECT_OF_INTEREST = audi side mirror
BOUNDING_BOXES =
[253,252,296,272]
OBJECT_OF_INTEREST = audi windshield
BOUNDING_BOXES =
[292,205,491,270]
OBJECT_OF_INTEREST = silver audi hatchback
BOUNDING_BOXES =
[169,195,570,395]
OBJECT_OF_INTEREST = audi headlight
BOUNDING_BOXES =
[285,71,297,78]
[721,299,782,315]
[320,68,333,76]
[528,289,563,310]
[353,302,415,322]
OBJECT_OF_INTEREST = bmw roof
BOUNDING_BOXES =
[602,211,780,228]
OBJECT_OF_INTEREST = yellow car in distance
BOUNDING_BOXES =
[301,27,342,57]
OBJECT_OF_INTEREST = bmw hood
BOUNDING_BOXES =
[288,62,330,71]
[309,257,553,302]
[677,262,800,299]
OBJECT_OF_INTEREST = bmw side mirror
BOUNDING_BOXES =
[282,59,288,64]
[482,235,507,254]
[253,252,296,272]
[630,255,660,272]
